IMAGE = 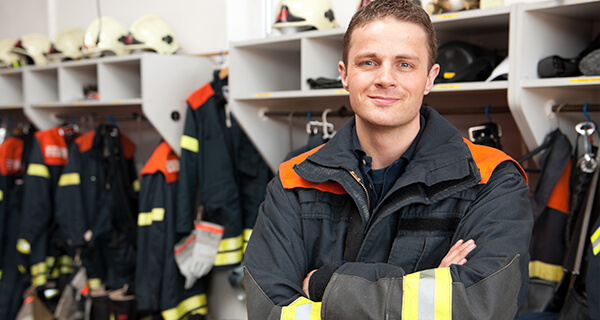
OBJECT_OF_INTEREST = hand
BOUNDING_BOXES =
[438,239,476,268]
[302,269,317,298]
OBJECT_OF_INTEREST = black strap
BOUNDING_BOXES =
[343,207,364,262]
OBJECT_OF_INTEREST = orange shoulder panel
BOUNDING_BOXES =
[546,158,571,214]
[462,138,528,185]
[120,134,136,160]
[279,145,347,195]
[0,137,24,175]
[140,142,180,183]
[36,127,70,166]
[187,83,215,110]
[75,131,95,153]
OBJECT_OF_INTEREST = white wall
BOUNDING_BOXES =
[0,0,359,55]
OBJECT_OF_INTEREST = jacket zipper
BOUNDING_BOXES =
[348,169,370,211]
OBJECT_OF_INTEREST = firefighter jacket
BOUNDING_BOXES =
[244,105,534,320]
[177,75,273,270]
[136,141,207,320]
[16,126,79,290]
[55,124,139,291]
[0,136,27,320]
[519,130,572,314]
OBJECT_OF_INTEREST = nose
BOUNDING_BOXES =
[375,63,396,88]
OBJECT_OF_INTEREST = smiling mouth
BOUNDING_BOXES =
[369,95,399,104]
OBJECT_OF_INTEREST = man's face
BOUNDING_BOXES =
[339,17,439,131]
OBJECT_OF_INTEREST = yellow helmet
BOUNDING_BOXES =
[12,33,52,67]
[51,27,86,60]
[126,14,181,54]
[83,17,130,56]
[273,0,339,35]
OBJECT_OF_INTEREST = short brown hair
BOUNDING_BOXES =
[342,0,437,70]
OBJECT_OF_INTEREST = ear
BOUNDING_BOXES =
[338,61,349,91]
[424,63,440,95]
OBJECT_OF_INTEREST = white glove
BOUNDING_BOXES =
[174,220,224,289]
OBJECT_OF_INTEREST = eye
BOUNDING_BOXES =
[359,60,375,67]
[399,62,412,68]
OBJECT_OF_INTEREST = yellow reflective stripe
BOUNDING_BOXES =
[402,268,452,320]
[161,293,207,320]
[214,249,243,266]
[281,297,322,320]
[58,172,81,186]
[138,207,166,226]
[0,189,3,201]
[27,163,50,178]
[18,265,26,274]
[219,235,243,252]
[435,268,452,319]
[138,212,153,226]
[152,207,165,221]
[60,265,73,274]
[403,272,420,320]
[191,307,208,315]
[32,274,47,287]
[592,226,600,256]
[244,229,252,242]
[49,267,60,279]
[0,270,3,281]
[31,262,47,276]
[244,229,253,252]
[181,135,199,153]
[133,179,140,192]
[529,260,564,282]
[16,238,31,254]
[46,256,56,268]
[88,278,102,290]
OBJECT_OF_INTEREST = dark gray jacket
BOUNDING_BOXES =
[244,106,533,320]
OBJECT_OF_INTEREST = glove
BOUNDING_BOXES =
[174,220,224,289]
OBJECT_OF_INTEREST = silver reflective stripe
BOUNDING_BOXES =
[295,303,312,319]
[419,269,437,319]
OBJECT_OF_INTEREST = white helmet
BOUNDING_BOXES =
[50,27,86,60]
[83,17,130,56]
[432,0,479,12]
[0,39,26,67]
[273,0,339,35]
[12,33,52,67]
[125,14,180,54]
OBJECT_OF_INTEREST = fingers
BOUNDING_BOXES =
[302,269,317,298]
[438,239,476,268]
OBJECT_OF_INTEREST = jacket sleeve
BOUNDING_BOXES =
[176,103,199,236]
[55,143,87,248]
[244,161,533,320]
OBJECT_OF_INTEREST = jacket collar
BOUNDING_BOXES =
[295,105,481,190]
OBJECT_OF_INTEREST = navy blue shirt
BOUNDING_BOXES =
[352,115,425,212]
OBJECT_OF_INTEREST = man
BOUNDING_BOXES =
[244,0,533,319]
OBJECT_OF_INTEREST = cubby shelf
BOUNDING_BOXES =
[0,53,213,156]
[230,0,599,171]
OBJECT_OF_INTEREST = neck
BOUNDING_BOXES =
[356,118,420,169]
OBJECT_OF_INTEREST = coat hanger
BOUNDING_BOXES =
[322,108,336,139]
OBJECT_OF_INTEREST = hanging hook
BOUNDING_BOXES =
[583,102,592,122]
[485,105,493,123]
[322,109,336,139]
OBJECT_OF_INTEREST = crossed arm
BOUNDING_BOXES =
[302,239,477,298]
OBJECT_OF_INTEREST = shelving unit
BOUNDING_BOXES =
[509,0,600,151]
[0,53,214,159]
[230,0,599,172]
[0,68,24,109]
